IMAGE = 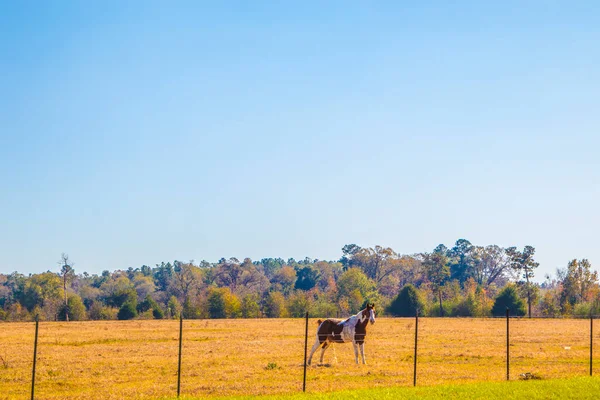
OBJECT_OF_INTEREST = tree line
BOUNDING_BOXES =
[0,239,598,322]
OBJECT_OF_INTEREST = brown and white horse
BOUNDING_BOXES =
[307,304,376,365]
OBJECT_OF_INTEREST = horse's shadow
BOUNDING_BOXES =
[314,363,334,368]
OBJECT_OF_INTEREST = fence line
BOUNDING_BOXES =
[21,315,598,398]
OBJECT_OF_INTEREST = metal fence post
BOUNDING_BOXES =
[413,309,419,387]
[177,314,183,397]
[303,311,309,392]
[31,314,39,400]
[591,315,594,377]
[506,308,510,381]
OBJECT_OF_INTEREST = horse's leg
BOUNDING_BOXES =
[352,341,359,364]
[359,343,366,364]
[319,342,330,364]
[307,337,321,366]
[331,343,338,364]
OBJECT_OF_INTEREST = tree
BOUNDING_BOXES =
[117,300,137,320]
[448,239,473,283]
[58,253,75,322]
[422,252,450,316]
[351,246,400,284]
[387,284,424,317]
[506,246,539,318]
[241,293,260,318]
[207,288,227,319]
[138,294,164,319]
[263,292,286,318]
[491,285,526,316]
[271,266,297,294]
[167,296,181,319]
[58,294,86,321]
[559,259,599,312]
[339,244,362,270]
[173,261,203,302]
[470,245,511,288]
[294,266,319,291]
[336,268,377,313]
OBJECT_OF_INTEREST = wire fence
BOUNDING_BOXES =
[0,314,598,399]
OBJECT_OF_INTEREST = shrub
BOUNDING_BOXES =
[117,301,138,320]
[207,288,227,319]
[264,292,286,318]
[183,297,203,319]
[167,296,181,319]
[57,294,87,321]
[311,299,338,318]
[137,294,164,319]
[491,285,526,317]
[387,284,424,317]
[152,306,164,319]
[241,294,261,318]
[573,301,600,317]
[452,294,478,317]
[286,291,312,318]
[427,302,453,317]
[88,301,118,320]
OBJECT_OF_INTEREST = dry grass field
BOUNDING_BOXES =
[0,318,598,400]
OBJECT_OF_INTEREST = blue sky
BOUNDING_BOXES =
[1,1,599,278]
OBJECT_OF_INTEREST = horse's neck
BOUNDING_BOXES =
[352,310,368,326]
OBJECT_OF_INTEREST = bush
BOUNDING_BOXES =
[311,299,338,318]
[427,302,453,317]
[88,302,118,320]
[207,288,227,319]
[167,296,181,319]
[491,285,526,317]
[241,294,260,318]
[573,301,600,317]
[452,294,478,317]
[387,284,424,317]
[57,294,87,321]
[183,297,203,319]
[117,301,138,320]
[264,292,286,318]
[152,306,164,319]
[286,291,312,318]
[137,294,164,319]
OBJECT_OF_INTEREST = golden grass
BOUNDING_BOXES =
[0,318,598,400]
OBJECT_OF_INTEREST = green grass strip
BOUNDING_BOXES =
[172,376,600,400]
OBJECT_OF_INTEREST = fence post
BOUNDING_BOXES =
[591,315,594,377]
[177,313,183,398]
[506,308,510,381]
[413,309,419,387]
[303,311,309,392]
[31,314,39,400]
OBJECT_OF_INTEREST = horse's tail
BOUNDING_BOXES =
[317,319,323,325]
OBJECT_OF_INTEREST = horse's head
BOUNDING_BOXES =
[365,303,376,325]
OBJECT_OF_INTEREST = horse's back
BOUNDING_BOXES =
[317,318,346,343]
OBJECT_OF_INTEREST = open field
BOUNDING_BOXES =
[1,318,598,399]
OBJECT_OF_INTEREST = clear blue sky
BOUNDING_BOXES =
[1,1,599,279]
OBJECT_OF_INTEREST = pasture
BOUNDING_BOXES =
[0,318,598,399]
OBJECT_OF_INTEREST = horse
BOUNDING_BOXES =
[307,303,376,365]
